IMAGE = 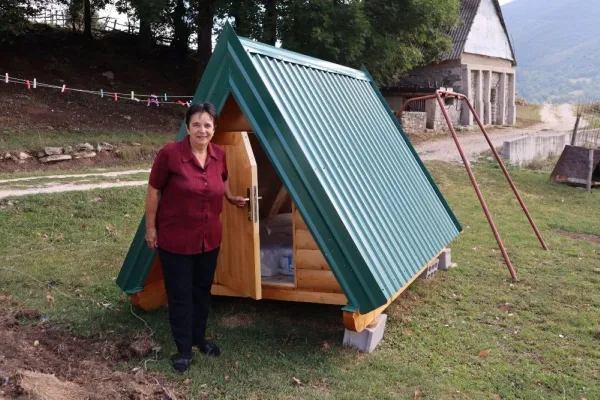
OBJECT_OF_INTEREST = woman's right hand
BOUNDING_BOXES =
[145,227,158,249]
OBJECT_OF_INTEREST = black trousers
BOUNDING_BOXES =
[158,247,220,358]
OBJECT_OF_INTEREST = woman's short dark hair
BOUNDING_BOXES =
[185,102,218,127]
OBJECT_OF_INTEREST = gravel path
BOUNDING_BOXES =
[414,104,575,162]
[0,105,576,199]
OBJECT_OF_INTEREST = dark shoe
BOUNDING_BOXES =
[171,353,192,372]
[194,340,221,357]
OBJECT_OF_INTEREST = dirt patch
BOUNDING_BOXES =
[553,229,600,245]
[13,308,42,320]
[219,314,257,329]
[0,304,182,399]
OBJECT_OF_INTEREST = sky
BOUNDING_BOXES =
[499,0,515,4]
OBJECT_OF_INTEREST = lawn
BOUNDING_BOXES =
[0,161,598,399]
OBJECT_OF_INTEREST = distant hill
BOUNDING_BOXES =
[502,0,600,103]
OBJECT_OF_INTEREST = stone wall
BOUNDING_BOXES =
[426,98,463,131]
[0,142,119,164]
[400,112,426,134]
[399,62,464,94]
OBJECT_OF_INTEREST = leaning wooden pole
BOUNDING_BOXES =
[433,92,518,281]
[571,113,581,146]
[397,90,553,281]
[458,92,549,251]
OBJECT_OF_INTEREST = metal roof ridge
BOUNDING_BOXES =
[238,37,369,81]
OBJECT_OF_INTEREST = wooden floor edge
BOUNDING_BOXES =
[343,250,443,333]
[212,283,348,306]
[262,286,347,305]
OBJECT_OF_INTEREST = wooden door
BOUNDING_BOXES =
[212,131,261,299]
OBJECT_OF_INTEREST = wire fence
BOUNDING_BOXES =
[28,11,173,47]
[573,102,600,148]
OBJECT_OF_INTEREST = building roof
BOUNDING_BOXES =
[116,23,462,314]
[446,0,517,63]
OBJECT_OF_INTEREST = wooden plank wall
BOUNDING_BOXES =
[292,205,344,294]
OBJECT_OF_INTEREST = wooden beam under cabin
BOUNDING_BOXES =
[343,250,443,333]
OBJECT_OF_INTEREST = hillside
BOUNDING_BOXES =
[0,25,195,136]
[0,25,198,172]
[502,0,600,103]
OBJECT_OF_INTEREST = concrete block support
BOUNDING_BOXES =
[474,70,484,119]
[461,67,473,126]
[437,248,455,270]
[507,73,516,125]
[483,71,492,125]
[497,73,507,125]
[343,314,388,353]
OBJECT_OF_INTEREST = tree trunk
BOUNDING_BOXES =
[197,0,214,82]
[262,0,277,45]
[84,0,92,37]
[232,1,252,37]
[172,0,189,59]
[139,17,153,52]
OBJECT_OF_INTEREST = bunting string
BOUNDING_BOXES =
[2,71,194,107]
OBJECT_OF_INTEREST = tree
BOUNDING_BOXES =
[0,0,39,39]
[84,0,91,36]
[57,0,111,36]
[261,0,276,45]
[171,0,189,58]
[277,0,459,88]
[361,0,459,87]
[279,0,369,68]
[117,0,167,50]
[195,0,218,82]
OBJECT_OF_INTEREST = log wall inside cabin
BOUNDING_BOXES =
[292,205,344,295]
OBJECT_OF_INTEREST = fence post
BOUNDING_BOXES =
[587,149,594,193]
[571,113,581,146]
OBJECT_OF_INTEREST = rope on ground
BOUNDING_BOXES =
[130,302,155,337]
[0,265,155,337]
[153,377,178,400]
[0,266,103,306]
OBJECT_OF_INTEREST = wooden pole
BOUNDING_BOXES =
[571,113,581,146]
[587,149,594,193]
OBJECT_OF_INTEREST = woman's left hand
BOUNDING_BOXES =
[228,195,248,208]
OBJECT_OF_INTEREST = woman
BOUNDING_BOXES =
[144,102,247,372]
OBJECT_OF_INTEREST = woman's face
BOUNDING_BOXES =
[187,111,215,148]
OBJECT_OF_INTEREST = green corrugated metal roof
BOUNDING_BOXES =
[117,23,461,314]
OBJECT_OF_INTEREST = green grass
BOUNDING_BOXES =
[0,162,599,399]
[522,154,561,173]
[0,127,172,152]
[516,104,543,129]
[583,119,600,130]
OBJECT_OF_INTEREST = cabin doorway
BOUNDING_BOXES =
[210,95,296,298]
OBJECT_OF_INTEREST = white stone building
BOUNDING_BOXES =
[385,0,517,129]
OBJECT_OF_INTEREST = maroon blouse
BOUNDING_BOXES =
[149,136,228,255]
